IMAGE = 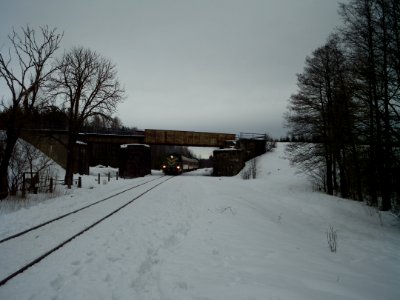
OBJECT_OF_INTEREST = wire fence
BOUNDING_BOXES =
[21,171,119,196]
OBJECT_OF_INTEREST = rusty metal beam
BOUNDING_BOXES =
[144,129,236,147]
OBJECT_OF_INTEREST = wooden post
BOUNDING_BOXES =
[78,176,82,188]
[98,173,100,184]
[34,172,38,194]
[22,173,26,198]
[49,177,53,193]
[116,171,119,180]
[108,172,110,182]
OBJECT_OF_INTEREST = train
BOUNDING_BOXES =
[161,153,199,175]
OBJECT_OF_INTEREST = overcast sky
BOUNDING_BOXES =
[1,0,345,138]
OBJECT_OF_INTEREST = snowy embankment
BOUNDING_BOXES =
[0,143,399,300]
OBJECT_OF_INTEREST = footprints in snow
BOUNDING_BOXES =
[49,219,192,296]
[130,223,191,294]
[50,274,64,290]
[71,260,80,266]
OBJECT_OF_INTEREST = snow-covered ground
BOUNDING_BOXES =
[0,143,399,300]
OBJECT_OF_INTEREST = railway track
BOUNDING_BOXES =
[0,175,174,286]
[0,175,165,244]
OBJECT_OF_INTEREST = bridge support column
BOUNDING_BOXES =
[213,149,245,176]
[237,139,267,161]
[119,144,151,178]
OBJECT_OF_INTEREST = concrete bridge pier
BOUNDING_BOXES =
[212,133,267,176]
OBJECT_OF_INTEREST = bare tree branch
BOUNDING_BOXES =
[0,25,62,199]
[49,46,125,185]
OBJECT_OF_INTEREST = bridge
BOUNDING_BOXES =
[21,129,266,177]
[20,129,235,167]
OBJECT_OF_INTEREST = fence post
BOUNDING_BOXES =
[116,171,119,180]
[34,172,38,194]
[22,173,26,198]
[49,177,53,193]
[78,176,82,188]
[108,172,110,182]
[98,173,100,184]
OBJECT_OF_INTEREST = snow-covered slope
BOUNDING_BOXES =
[0,143,399,300]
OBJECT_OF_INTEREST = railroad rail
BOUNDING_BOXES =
[0,175,174,286]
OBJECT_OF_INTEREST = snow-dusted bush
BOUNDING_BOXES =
[326,225,338,253]
[241,169,251,180]
[266,140,277,152]
[241,158,257,180]
[8,139,61,197]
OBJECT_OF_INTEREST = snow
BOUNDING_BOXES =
[0,143,399,300]
[120,144,150,148]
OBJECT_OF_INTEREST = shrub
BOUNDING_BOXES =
[326,225,338,253]
[241,158,257,180]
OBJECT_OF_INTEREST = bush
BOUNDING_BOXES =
[8,139,59,197]
[241,158,257,180]
[326,225,338,253]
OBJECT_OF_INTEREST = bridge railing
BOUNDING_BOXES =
[238,132,267,140]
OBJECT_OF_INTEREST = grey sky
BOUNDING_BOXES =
[1,0,345,138]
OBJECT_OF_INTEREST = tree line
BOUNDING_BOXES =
[285,0,400,211]
[0,26,125,199]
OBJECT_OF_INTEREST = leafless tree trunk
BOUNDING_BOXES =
[285,0,399,210]
[285,35,360,199]
[0,25,62,199]
[340,0,400,210]
[49,47,125,186]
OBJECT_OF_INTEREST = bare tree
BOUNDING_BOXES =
[0,25,62,199]
[49,47,125,186]
[340,0,400,210]
[285,35,360,198]
[285,0,399,210]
